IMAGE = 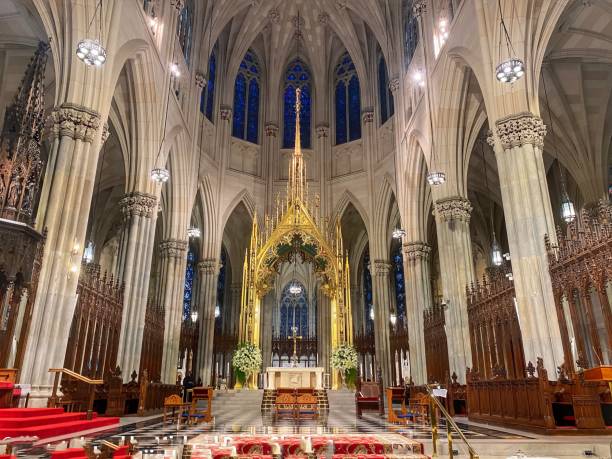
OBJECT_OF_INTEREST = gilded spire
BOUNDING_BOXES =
[289,87,306,203]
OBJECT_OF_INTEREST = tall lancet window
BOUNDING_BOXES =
[334,52,361,145]
[279,282,309,338]
[232,50,261,144]
[183,248,196,320]
[378,56,394,124]
[283,59,311,149]
[177,0,194,65]
[392,246,406,326]
[403,0,419,69]
[200,47,217,122]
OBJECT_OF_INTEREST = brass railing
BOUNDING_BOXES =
[426,385,479,459]
[48,368,104,420]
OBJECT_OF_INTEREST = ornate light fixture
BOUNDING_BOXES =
[413,70,425,87]
[187,227,201,238]
[191,310,199,322]
[369,307,375,321]
[495,0,524,84]
[170,62,181,78]
[389,312,397,326]
[214,304,220,318]
[491,232,503,266]
[427,171,446,186]
[76,1,107,67]
[150,167,170,183]
[392,228,406,239]
[83,240,95,264]
[560,190,576,223]
[289,283,302,295]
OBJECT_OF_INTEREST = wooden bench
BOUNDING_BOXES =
[296,393,318,419]
[274,392,297,419]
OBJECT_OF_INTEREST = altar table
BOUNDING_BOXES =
[264,367,324,390]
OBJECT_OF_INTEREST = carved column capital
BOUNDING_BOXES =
[159,239,188,259]
[195,72,207,89]
[495,112,546,150]
[119,192,157,219]
[264,123,279,137]
[220,106,232,121]
[362,109,374,124]
[433,196,473,223]
[170,0,184,12]
[402,241,431,262]
[317,12,329,25]
[268,7,280,24]
[388,77,400,93]
[198,258,218,275]
[49,103,101,143]
[316,123,329,138]
[372,260,392,276]
[101,123,110,143]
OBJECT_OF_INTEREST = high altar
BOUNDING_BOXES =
[264,367,324,390]
[238,88,353,388]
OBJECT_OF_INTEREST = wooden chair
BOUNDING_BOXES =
[296,393,318,419]
[274,392,297,419]
[398,393,430,424]
[188,387,213,423]
[386,387,406,423]
[163,394,187,425]
[356,377,384,418]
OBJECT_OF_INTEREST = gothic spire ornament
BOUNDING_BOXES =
[0,42,49,224]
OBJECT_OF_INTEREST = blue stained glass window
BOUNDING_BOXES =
[200,50,217,122]
[334,52,361,145]
[177,0,194,66]
[378,56,395,124]
[232,74,247,138]
[283,59,311,149]
[279,282,309,338]
[403,0,419,69]
[363,249,374,335]
[392,247,406,326]
[233,50,261,144]
[183,249,196,321]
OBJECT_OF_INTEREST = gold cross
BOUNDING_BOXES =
[288,326,302,362]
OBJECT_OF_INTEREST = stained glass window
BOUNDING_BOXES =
[334,52,361,145]
[232,50,260,143]
[283,59,311,149]
[403,0,419,69]
[177,0,194,66]
[279,281,308,338]
[200,48,217,122]
[183,248,196,321]
[363,249,374,335]
[378,56,395,124]
[392,246,406,326]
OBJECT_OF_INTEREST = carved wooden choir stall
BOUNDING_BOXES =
[423,303,449,384]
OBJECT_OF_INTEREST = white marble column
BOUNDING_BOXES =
[196,258,218,385]
[21,104,103,398]
[158,239,188,384]
[433,197,474,383]
[402,241,432,384]
[371,260,393,388]
[490,113,563,375]
[116,192,158,379]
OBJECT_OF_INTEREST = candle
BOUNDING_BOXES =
[271,442,281,455]
[230,446,237,457]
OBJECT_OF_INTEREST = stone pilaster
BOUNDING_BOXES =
[196,258,218,385]
[158,238,188,384]
[316,123,330,217]
[21,104,102,400]
[402,241,432,384]
[264,123,279,211]
[371,260,393,389]
[317,290,331,381]
[261,292,275,370]
[491,112,563,376]
[116,191,158,380]
[433,196,474,383]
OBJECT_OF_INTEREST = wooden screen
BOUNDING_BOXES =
[64,263,123,379]
[424,303,449,383]
[140,298,164,382]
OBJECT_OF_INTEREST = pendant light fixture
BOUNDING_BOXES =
[76,0,107,67]
[191,310,199,323]
[187,80,208,239]
[479,136,503,266]
[542,68,576,223]
[495,0,524,84]
[392,228,406,239]
[414,2,445,185]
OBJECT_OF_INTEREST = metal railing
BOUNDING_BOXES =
[425,384,479,459]
[48,368,104,420]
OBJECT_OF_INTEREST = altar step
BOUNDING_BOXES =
[327,389,356,422]
[261,390,329,413]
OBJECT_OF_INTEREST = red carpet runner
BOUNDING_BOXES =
[0,408,119,439]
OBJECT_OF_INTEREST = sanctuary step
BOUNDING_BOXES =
[327,390,357,422]
[0,408,119,439]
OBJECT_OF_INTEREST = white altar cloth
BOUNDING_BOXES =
[265,367,324,390]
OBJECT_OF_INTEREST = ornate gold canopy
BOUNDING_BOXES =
[239,88,352,355]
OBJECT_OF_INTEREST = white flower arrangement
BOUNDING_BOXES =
[232,342,262,375]
[330,343,358,370]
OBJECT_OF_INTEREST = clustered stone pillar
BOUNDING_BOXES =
[490,113,564,375]
[402,241,432,385]
[196,258,218,385]
[317,291,331,382]
[116,191,157,379]
[158,238,188,384]
[433,196,474,383]
[371,260,393,388]
[22,104,102,400]
[261,292,275,371]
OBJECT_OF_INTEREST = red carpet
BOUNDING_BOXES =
[0,408,119,439]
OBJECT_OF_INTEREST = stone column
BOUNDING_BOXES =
[371,260,393,388]
[21,104,102,399]
[317,291,331,379]
[228,282,241,336]
[264,123,279,211]
[261,292,274,370]
[316,124,330,214]
[157,239,188,384]
[196,258,218,385]
[115,192,157,379]
[490,113,564,375]
[402,241,432,385]
[350,284,363,336]
[433,197,474,383]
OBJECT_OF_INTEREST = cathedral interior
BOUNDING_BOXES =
[0,0,610,458]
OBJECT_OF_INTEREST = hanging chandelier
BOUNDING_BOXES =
[392,228,406,239]
[495,0,524,84]
[560,190,576,223]
[491,233,503,266]
[389,312,397,326]
[427,171,446,186]
[369,307,375,321]
[82,240,95,264]
[214,304,221,318]
[187,226,201,238]
[76,1,107,67]
[150,167,170,183]
[191,310,199,322]
[289,283,302,295]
